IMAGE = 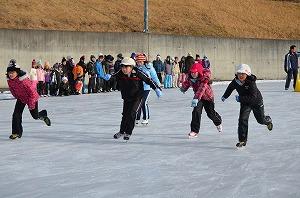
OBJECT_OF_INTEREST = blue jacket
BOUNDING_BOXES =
[138,63,161,91]
[153,59,165,73]
[95,60,106,79]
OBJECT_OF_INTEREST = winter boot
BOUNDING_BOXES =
[216,124,222,133]
[39,110,51,126]
[265,116,273,131]
[113,132,124,139]
[123,133,131,141]
[9,134,21,140]
[236,141,247,148]
[141,119,149,125]
[135,120,140,126]
[188,131,198,138]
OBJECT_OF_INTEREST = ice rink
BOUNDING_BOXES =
[0,81,299,198]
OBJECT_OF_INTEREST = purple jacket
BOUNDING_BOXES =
[7,72,40,110]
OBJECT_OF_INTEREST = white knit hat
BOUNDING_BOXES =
[121,57,136,67]
[236,64,251,76]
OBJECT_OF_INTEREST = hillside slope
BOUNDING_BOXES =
[0,0,299,39]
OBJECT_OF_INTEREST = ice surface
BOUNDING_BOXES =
[0,81,299,198]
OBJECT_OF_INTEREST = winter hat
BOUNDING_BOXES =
[121,57,136,67]
[99,53,104,58]
[80,55,85,61]
[90,55,96,60]
[135,53,146,62]
[190,63,203,76]
[32,59,36,67]
[62,57,67,63]
[105,55,114,63]
[62,76,68,82]
[7,59,20,73]
[117,53,123,59]
[236,64,251,76]
[130,52,136,60]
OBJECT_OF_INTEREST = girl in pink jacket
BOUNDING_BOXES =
[180,62,222,138]
[6,59,51,140]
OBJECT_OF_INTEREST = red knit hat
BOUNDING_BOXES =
[135,53,146,62]
[190,63,203,76]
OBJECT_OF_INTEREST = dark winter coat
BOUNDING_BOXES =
[113,67,160,101]
[86,61,96,76]
[222,75,263,106]
[153,59,165,73]
[284,51,300,72]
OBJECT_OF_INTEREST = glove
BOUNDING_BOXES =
[179,87,185,93]
[155,88,162,98]
[191,99,198,107]
[235,95,240,102]
[103,74,111,81]
[221,96,226,102]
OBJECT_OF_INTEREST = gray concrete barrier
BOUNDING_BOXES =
[0,28,299,88]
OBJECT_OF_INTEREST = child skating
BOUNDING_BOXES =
[180,62,222,138]
[221,64,273,148]
[110,57,162,141]
[6,59,51,140]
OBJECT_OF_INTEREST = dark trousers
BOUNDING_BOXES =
[191,100,222,133]
[12,100,47,137]
[285,69,298,89]
[37,81,45,95]
[88,76,96,93]
[238,103,270,142]
[120,98,143,135]
[157,73,163,84]
[136,90,151,120]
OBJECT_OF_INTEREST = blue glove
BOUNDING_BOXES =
[103,74,111,81]
[155,88,162,98]
[235,95,240,102]
[191,99,198,107]
[221,96,226,102]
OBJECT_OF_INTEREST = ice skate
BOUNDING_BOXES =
[113,132,124,139]
[236,141,246,148]
[265,116,273,131]
[9,134,20,140]
[41,116,51,126]
[141,119,149,125]
[135,120,140,126]
[123,133,131,141]
[216,124,222,133]
[188,131,198,138]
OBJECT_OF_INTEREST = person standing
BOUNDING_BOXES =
[153,54,165,84]
[284,45,300,90]
[86,55,97,94]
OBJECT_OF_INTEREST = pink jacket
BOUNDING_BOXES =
[181,68,214,101]
[36,68,45,82]
[7,73,40,110]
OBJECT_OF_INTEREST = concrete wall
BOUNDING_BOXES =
[1,28,299,88]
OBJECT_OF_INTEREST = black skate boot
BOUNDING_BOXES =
[39,110,51,126]
[9,134,21,140]
[265,116,273,131]
[123,134,131,141]
[113,132,124,139]
[236,141,247,148]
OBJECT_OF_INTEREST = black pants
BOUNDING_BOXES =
[37,81,45,95]
[157,73,163,84]
[88,76,96,93]
[285,69,298,89]
[120,98,143,135]
[238,103,270,142]
[136,90,151,120]
[12,100,47,137]
[191,100,222,133]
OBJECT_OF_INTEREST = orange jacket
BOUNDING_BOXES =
[73,65,83,80]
